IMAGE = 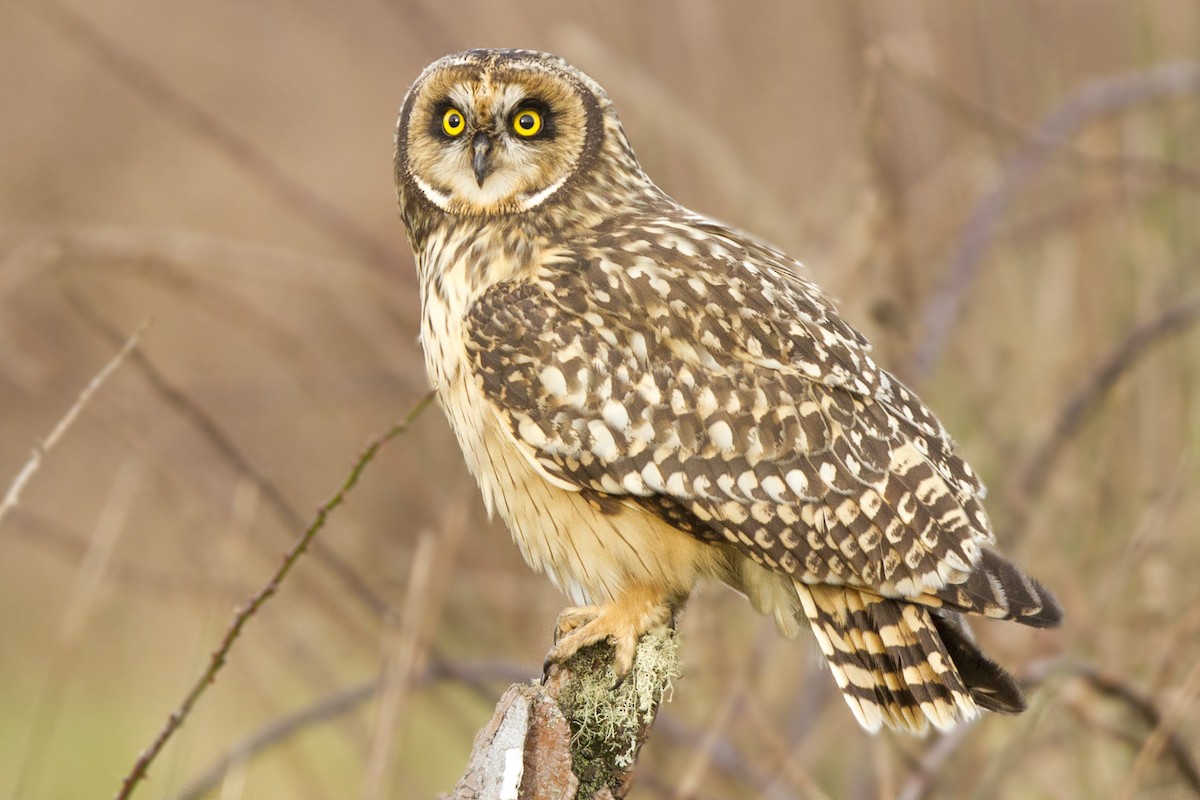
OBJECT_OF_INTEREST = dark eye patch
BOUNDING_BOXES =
[429,99,466,140]
[509,99,555,140]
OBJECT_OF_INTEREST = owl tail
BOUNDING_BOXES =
[795,584,1026,734]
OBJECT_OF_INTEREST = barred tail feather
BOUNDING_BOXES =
[796,583,984,734]
[928,609,1026,714]
[932,548,1064,628]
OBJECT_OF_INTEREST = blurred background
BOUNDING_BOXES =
[2,1,1198,798]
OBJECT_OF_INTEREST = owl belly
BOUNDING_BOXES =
[435,365,721,606]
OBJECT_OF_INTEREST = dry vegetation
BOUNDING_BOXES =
[1,1,1198,798]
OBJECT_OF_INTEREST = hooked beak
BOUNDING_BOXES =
[471,133,493,187]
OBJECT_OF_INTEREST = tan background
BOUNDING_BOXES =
[1,1,1198,798]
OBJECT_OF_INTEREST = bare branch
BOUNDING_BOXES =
[884,51,1200,191]
[113,392,435,800]
[894,723,975,800]
[1090,663,1200,799]
[1008,295,1200,533]
[913,62,1200,378]
[0,320,147,530]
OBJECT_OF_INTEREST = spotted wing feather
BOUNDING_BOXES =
[468,218,1005,604]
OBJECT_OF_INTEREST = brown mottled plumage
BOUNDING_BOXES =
[395,48,1061,734]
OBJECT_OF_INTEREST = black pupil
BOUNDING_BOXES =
[449,114,460,127]
[519,113,535,130]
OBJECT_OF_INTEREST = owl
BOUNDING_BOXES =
[394,49,1061,734]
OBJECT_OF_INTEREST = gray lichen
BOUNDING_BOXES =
[554,630,682,796]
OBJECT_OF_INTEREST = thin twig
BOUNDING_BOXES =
[672,622,773,799]
[894,723,975,800]
[113,391,435,800]
[913,61,1200,378]
[1089,664,1200,798]
[0,320,148,530]
[62,287,393,620]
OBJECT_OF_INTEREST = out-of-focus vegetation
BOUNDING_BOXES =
[1,2,1198,798]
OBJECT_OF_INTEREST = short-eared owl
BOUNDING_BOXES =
[394,48,1060,734]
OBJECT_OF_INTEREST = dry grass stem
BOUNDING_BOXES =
[362,504,466,800]
[10,459,143,799]
[0,320,147,530]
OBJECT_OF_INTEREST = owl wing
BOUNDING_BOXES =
[466,220,1051,620]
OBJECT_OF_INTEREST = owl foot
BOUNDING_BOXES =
[543,590,674,679]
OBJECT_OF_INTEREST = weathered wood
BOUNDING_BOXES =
[447,632,680,799]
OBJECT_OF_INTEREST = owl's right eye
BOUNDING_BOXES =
[442,108,466,137]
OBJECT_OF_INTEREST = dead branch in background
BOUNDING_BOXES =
[172,660,534,800]
[1007,295,1200,537]
[0,320,147,529]
[1102,660,1200,799]
[884,50,1200,191]
[113,391,434,800]
[556,28,792,239]
[893,722,974,800]
[912,61,1200,379]
[16,0,405,277]
[1022,659,1200,796]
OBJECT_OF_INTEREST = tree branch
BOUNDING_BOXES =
[448,632,682,800]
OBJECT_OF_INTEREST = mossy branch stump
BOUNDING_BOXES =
[447,630,681,799]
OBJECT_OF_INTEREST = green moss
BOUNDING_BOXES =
[556,630,681,795]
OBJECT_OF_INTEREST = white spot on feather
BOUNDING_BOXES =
[539,365,567,397]
[602,399,630,431]
[587,420,618,460]
[709,420,734,450]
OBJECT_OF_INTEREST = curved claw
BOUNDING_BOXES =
[543,593,673,678]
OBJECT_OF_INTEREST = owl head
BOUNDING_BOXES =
[395,49,653,221]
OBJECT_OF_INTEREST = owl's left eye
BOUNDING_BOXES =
[511,108,543,137]
[442,108,466,137]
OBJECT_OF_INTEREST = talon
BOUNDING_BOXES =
[543,594,671,680]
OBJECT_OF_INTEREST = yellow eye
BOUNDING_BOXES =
[512,108,543,137]
[442,108,465,136]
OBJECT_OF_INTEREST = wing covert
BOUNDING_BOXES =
[466,230,993,600]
